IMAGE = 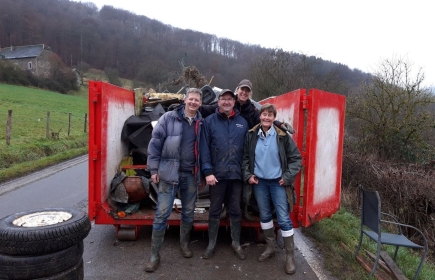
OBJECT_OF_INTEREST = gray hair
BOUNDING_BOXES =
[185,87,202,100]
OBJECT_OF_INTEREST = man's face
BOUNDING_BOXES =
[218,93,235,115]
[260,110,276,130]
[236,86,251,103]
[184,92,202,114]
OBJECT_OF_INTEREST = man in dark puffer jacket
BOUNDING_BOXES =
[145,88,204,273]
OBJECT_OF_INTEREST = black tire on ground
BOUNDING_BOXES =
[0,241,83,280]
[38,258,84,280]
[0,208,91,256]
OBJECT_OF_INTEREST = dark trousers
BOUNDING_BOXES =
[208,179,243,220]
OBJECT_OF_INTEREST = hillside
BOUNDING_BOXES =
[0,0,368,97]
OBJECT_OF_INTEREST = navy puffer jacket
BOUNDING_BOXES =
[147,105,203,186]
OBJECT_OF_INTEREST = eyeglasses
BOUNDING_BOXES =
[219,98,234,102]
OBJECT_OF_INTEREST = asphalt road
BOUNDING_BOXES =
[0,156,338,280]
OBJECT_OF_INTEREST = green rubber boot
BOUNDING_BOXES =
[145,229,165,272]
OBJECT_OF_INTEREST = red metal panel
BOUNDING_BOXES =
[88,81,135,223]
[301,89,346,227]
[259,89,305,227]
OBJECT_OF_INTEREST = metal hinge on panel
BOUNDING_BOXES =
[301,151,307,166]
[297,206,304,222]
[90,83,101,103]
[91,202,99,219]
[301,95,310,110]
[92,145,99,160]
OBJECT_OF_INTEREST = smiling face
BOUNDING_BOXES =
[184,91,202,116]
[260,109,276,131]
[236,86,251,104]
[218,93,235,116]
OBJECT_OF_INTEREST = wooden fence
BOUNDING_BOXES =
[5,110,87,145]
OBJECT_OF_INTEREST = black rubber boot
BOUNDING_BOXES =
[180,221,193,258]
[230,219,247,260]
[202,218,220,259]
[258,228,276,262]
[283,235,296,274]
[145,229,165,272]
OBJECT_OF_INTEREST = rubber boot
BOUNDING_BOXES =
[258,228,276,262]
[242,203,255,221]
[283,235,296,274]
[202,218,220,259]
[230,219,247,260]
[145,229,165,272]
[180,221,193,258]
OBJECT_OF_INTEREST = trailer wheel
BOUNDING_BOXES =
[0,241,83,279]
[115,224,139,241]
[0,208,91,256]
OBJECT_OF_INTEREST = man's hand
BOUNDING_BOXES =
[206,175,218,186]
[151,174,159,184]
[248,175,258,185]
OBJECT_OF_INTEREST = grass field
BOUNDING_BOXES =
[0,83,88,182]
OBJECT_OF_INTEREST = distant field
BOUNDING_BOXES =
[0,83,89,182]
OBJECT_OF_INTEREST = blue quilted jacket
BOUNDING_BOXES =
[147,105,203,186]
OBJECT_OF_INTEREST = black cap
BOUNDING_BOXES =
[218,89,235,98]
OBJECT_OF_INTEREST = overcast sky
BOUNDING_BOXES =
[75,0,434,87]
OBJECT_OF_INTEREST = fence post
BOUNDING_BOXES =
[6,110,12,145]
[46,111,50,138]
[68,113,72,136]
[84,113,87,133]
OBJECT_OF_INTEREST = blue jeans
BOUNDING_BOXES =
[208,179,243,220]
[153,171,197,231]
[253,178,293,231]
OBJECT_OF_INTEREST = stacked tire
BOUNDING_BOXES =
[0,208,91,280]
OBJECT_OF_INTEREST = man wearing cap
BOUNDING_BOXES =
[200,89,248,260]
[199,79,291,221]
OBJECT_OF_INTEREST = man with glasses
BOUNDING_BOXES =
[200,89,248,260]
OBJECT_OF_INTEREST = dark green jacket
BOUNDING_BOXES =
[242,124,302,186]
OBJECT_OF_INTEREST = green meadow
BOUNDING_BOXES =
[0,83,88,182]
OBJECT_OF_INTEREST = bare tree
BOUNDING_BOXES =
[347,56,435,162]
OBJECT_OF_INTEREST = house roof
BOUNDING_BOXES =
[0,44,50,59]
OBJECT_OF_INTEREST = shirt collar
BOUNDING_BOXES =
[258,125,276,137]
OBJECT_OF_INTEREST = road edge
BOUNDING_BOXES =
[0,155,88,196]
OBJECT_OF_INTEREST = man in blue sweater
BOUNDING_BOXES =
[200,89,248,260]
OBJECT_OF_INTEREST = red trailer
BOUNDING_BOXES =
[88,81,346,240]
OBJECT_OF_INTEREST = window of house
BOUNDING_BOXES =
[28,62,32,69]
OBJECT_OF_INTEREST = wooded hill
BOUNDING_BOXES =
[0,0,368,94]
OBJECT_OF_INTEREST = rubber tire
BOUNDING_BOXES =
[0,241,83,279]
[0,208,91,256]
[38,258,84,280]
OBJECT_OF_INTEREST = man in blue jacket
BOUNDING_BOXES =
[145,88,203,272]
[200,89,248,260]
